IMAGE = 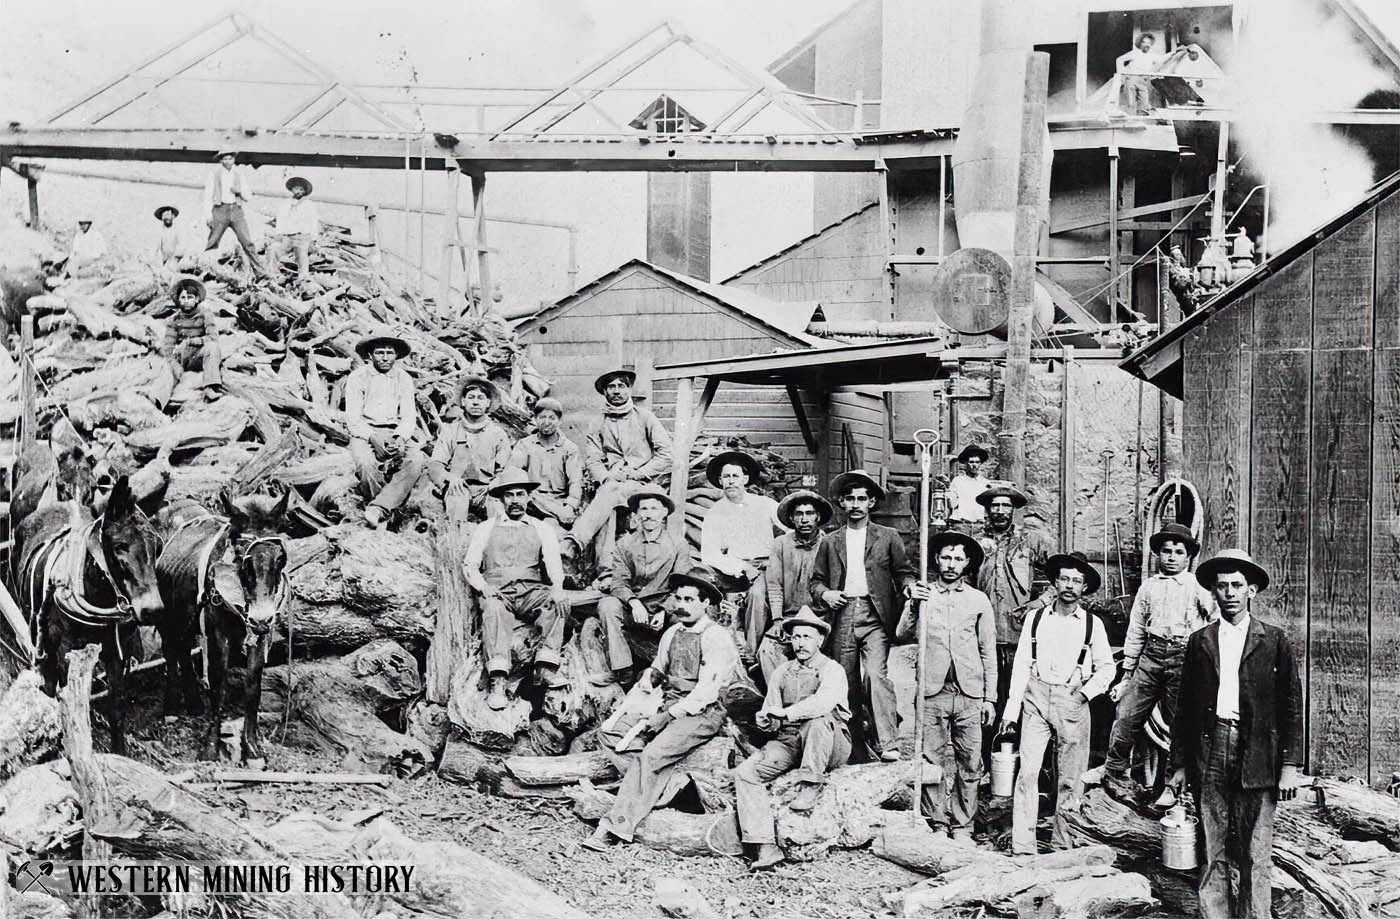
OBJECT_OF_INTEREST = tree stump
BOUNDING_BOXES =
[425,520,477,705]
[774,760,914,861]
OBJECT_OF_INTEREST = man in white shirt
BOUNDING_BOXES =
[202,150,266,274]
[66,219,109,278]
[1001,551,1115,854]
[153,206,183,271]
[1116,32,1165,114]
[699,450,782,660]
[582,566,739,851]
[463,468,571,710]
[270,176,320,283]
[945,444,990,532]
[344,329,426,527]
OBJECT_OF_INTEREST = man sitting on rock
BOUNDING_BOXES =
[595,488,692,684]
[509,397,583,532]
[344,328,426,528]
[733,606,850,870]
[582,567,738,852]
[462,468,571,711]
[699,449,782,663]
[426,375,511,521]
[755,490,833,683]
[161,277,223,395]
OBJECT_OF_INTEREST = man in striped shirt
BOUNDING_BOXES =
[162,277,222,391]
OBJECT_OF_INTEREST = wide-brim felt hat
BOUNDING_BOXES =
[593,367,637,394]
[153,205,179,220]
[169,277,206,302]
[831,468,884,502]
[455,374,500,409]
[1195,548,1270,592]
[668,566,724,606]
[1150,522,1200,557]
[781,605,831,636]
[627,487,674,514]
[214,149,237,160]
[929,530,985,576]
[777,489,832,529]
[485,467,540,499]
[1045,552,1101,595]
[355,328,411,359]
[285,176,313,195]
[705,450,764,488]
[955,444,989,464]
[976,483,1027,509]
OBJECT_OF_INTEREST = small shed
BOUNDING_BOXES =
[1121,173,1400,781]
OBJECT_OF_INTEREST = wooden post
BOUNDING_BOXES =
[937,154,947,258]
[25,166,41,231]
[471,171,493,317]
[566,226,580,293]
[877,158,894,316]
[999,52,1050,488]
[439,159,460,316]
[1210,121,1231,243]
[19,316,36,452]
[1059,345,1076,550]
[669,376,695,541]
[59,645,111,919]
[1108,145,1120,326]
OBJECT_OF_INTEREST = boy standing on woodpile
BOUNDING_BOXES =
[755,490,833,683]
[463,468,571,711]
[595,488,691,684]
[202,150,266,275]
[269,176,320,284]
[896,531,996,840]
[1169,550,1303,919]
[153,206,183,272]
[65,219,109,278]
[566,367,672,562]
[426,375,511,522]
[1098,522,1214,803]
[582,567,739,851]
[1001,552,1115,854]
[810,469,919,763]
[509,397,583,531]
[945,444,990,533]
[733,606,850,870]
[344,329,426,528]
[162,278,223,394]
[699,450,782,663]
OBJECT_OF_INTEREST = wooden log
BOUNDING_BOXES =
[568,779,742,857]
[222,378,283,444]
[438,734,505,790]
[0,762,80,857]
[425,520,477,704]
[871,823,997,875]
[1313,778,1400,846]
[405,699,451,762]
[57,644,111,919]
[504,750,619,787]
[174,770,391,787]
[228,430,302,493]
[774,760,915,861]
[43,354,173,409]
[898,857,1120,916]
[278,449,354,486]
[0,671,63,783]
[64,293,160,345]
[1013,871,1156,919]
[125,395,254,456]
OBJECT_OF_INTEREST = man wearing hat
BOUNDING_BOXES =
[733,606,850,870]
[153,205,183,271]
[65,219,109,278]
[270,176,320,283]
[583,567,740,851]
[463,468,571,710]
[426,374,511,522]
[1100,522,1214,802]
[946,445,991,532]
[1001,552,1115,854]
[755,490,834,683]
[1169,550,1303,919]
[699,450,782,659]
[569,367,674,559]
[161,278,223,392]
[896,531,996,839]
[976,484,1055,714]
[810,469,917,762]
[345,329,426,528]
[202,150,266,274]
[595,488,692,683]
[510,397,584,530]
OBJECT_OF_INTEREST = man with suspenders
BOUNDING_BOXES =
[1000,552,1116,854]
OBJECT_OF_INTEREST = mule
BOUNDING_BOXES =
[156,486,290,766]
[16,475,164,756]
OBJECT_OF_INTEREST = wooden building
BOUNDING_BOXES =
[1122,173,1400,782]
[517,259,888,488]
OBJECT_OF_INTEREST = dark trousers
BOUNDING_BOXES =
[1195,720,1277,919]
[1104,635,1186,777]
[831,597,897,758]
[206,203,264,269]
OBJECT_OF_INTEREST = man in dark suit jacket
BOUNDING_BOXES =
[810,469,920,761]
[1169,549,1304,919]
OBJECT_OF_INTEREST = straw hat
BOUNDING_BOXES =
[1195,548,1269,592]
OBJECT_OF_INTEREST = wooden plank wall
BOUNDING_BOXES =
[1372,193,1400,780]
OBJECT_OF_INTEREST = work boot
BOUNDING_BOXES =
[880,749,902,763]
[751,844,785,870]
[486,675,509,711]
[580,826,617,852]
[1103,772,1142,806]
[534,661,568,688]
[364,505,386,529]
[1151,785,1178,809]
[789,783,821,813]
[951,826,974,843]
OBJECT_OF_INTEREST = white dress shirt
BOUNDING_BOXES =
[1004,603,1116,721]
[843,526,869,597]
[947,473,988,521]
[1216,615,1250,720]
[699,492,781,575]
[70,229,108,263]
[274,198,320,237]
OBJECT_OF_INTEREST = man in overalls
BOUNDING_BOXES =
[1000,552,1116,854]
[733,606,850,870]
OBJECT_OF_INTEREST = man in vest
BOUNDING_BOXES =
[896,531,996,839]
[426,375,511,522]
[344,329,426,528]
[734,606,850,870]
[699,449,782,661]
[582,567,739,852]
[1000,552,1116,854]
[202,150,266,274]
[755,490,833,683]
[161,277,223,392]
[462,468,571,710]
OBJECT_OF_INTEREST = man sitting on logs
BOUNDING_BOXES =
[595,488,691,685]
[581,567,739,852]
[566,367,673,562]
[427,375,511,522]
[162,277,223,395]
[699,450,782,664]
[755,490,833,683]
[345,329,426,529]
[509,397,583,532]
[462,468,572,711]
[1000,552,1115,855]
[896,531,996,840]
[733,606,850,871]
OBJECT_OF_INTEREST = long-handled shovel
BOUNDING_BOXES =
[910,428,939,822]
